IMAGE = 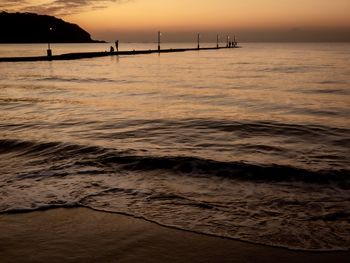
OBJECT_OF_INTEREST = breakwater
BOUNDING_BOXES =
[0,46,239,62]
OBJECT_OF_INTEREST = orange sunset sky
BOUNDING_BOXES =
[1,0,350,42]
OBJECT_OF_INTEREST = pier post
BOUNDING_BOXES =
[197,33,200,49]
[217,34,219,48]
[158,31,161,52]
[226,35,229,48]
[47,27,52,57]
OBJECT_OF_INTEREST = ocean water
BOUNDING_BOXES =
[0,43,349,251]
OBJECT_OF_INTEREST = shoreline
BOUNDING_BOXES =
[0,207,348,263]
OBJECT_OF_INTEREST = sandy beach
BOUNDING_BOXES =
[0,208,348,263]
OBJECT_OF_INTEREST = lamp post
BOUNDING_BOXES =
[197,33,200,49]
[216,34,219,48]
[227,35,230,48]
[47,27,52,57]
[158,31,161,52]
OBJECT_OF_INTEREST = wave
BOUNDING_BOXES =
[317,80,348,85]
[301,88,349,95]
[162,119,348,137]
[36,76,139,84]
[262,65,321,74]
[0,138,348,185]
[93,119,350,143]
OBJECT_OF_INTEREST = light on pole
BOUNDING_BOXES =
[158,31,161,51]
[197,33,200,49]
[47,27,53,57]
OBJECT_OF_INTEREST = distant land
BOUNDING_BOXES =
[0,12,104,43]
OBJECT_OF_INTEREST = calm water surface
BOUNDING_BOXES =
[0,43,349,250]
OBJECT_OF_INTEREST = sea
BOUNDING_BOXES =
[0,43,349,251]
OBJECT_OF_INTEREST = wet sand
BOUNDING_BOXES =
[0,208,348,263]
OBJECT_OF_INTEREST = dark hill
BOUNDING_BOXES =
[0,12,103,43]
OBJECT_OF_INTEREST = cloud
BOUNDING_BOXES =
[0,0,131,16]
[0,0,29,9]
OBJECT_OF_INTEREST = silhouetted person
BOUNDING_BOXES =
[110,46,114,53]
[115,40,119,51]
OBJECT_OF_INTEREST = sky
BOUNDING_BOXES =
[1,0,350,42]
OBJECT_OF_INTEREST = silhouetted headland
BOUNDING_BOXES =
[0,12,104,44]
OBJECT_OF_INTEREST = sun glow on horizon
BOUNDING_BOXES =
[66,0,350,30]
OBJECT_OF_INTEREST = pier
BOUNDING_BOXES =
[0,46,240,62]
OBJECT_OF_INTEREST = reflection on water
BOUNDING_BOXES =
[0,43,349,251]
